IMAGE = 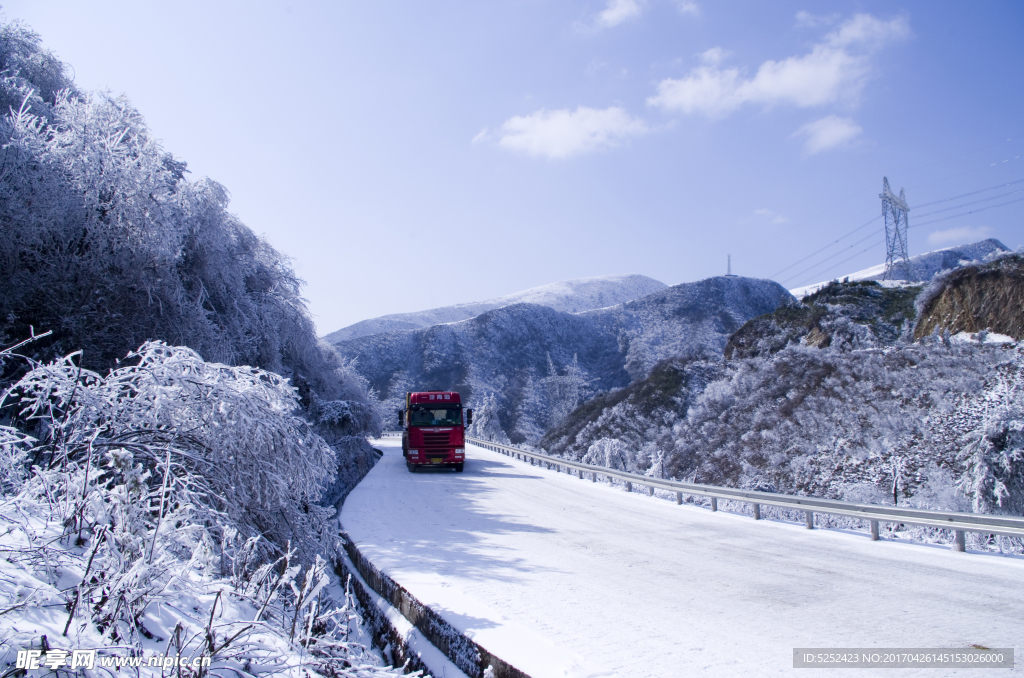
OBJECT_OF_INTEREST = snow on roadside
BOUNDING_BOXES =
[0,477,405,677]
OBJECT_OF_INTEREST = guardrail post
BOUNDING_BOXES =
[710,497,718,512]
[952,530,966,552]
[870,520,879,541]
[805,510,814,529]
[625,481,632,492]
[675,491,682,505]
[591,472,597,482]
[648,485,654,497]
[753,503,761,520]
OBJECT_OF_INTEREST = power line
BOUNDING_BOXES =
[761,135,1023,286]
[793,236,887,289]
[775,178,1024,285]
[912,187,1024,220]
[910,195,1024,230]
[782,227,886,285]
[910,177,1024,209]
[767,214,881,280]
[792,195,1024,287]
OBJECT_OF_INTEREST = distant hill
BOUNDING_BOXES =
[790,238,1011,298]
[323,274,667,342]
[330,276,793,443]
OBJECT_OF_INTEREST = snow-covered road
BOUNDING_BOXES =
[341,441,1024,677]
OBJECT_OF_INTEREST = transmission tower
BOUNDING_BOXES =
[880,177,914,281]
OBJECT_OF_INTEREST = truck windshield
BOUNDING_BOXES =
[410,407,462,426]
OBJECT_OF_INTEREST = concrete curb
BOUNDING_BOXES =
[334,550,435,675]
[339,531,531,678]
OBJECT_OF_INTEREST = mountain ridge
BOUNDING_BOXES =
[324,273,667,342]
[331,275,794,443]
[790,238,1010,298]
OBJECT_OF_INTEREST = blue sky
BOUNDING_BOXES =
[3,1,1022,333]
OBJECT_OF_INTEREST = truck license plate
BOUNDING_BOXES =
[431,457,443,464]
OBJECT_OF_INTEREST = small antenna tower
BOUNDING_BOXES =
[880,177,914,281]
[727,254,731,276]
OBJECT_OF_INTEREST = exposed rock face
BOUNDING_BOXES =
[914,253,1024,341]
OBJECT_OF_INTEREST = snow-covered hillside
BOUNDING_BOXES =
[542,268,1024,538]
[790,238,1011,298]
[332,276,793,443]
[324,274,666,342]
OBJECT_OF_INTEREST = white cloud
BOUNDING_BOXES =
[754,208,788,224]
[581,0,696,32]
[927,226,992,247]
[497,106,648,159]
[675,1,700,17]
[792,115,862,154]
[698,47,730,66]
[647,13,909,116]
[795,11,840,28]
[471,128,489,144]
[595,0,644,29]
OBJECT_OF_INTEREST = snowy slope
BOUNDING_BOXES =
[343,439,1024,677]
[790,238,1011,298]
[586,274,797,380]
[324,274,666,342]
[332,276,793,443]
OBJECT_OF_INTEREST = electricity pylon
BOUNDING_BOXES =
[880,177,914,281]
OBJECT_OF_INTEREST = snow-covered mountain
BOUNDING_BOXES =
[331,276,793,443]
[324,274,667,342]
[541,253,1024,537]
[790,238,1011,298]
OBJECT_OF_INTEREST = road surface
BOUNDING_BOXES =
[341,440,1024,677]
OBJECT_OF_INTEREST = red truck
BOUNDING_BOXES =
[399,391,473,473]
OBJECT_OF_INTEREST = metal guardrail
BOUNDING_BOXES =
[467,437,1024,552]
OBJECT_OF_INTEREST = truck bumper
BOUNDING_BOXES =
[407,448,465,468]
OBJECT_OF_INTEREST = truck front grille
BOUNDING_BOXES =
[422,432,451,448]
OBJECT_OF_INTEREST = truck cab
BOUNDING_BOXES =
[399,391,473,473]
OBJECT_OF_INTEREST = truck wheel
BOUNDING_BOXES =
[407,462,416,473]
[455,463,464,473]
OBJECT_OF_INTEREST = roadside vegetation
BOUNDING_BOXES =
[0,17,397,675]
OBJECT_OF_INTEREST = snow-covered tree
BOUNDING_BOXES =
[467,393,511,444]
[0,340,408,674]
[0,22,380,443]
[5,341,338,562]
